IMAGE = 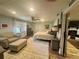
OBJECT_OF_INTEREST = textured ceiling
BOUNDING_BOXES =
[0,0,69,21]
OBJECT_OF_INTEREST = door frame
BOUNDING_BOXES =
[59,12,69,56]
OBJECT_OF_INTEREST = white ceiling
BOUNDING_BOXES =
[0,0,69,22]
[69,1,79,20]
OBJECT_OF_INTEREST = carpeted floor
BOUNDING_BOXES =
[4,37,49,59]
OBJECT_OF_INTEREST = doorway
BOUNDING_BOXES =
[65,3,79,58]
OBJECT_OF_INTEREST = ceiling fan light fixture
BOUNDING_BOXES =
[30,8,35,11]
[41,19,45,22]
[12,11,16,14]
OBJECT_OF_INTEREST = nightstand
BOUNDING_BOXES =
[51,38,60,51]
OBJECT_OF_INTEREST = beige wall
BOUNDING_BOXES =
[0,16,54,35]
[0,16,27,35]
[0,16,14,33]
[33,21,53,33]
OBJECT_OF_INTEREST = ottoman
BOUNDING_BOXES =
[9,39,27,52]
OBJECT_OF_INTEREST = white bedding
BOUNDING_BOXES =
[33,32,54,40]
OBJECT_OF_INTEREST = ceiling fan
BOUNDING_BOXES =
[32,17,40,21]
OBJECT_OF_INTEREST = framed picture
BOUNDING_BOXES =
[2,24,8,28]
[45,25,49,29]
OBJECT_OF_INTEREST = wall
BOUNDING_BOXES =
[27,22,34,31]
[33,21,53,33]
[53,19,58,26]
[0,16,54,35]
[0,16,27,35]
[0,16,14,33]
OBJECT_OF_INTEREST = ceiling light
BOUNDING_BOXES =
[30,8,34,11]
[41,19,45,22]
[12,11,16,14]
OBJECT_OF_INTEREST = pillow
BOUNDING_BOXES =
[51,27,58,31]
[48,31,57,36]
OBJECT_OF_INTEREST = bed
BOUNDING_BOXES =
[33,32,54,40]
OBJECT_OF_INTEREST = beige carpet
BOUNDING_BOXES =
[4,37,49,59]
